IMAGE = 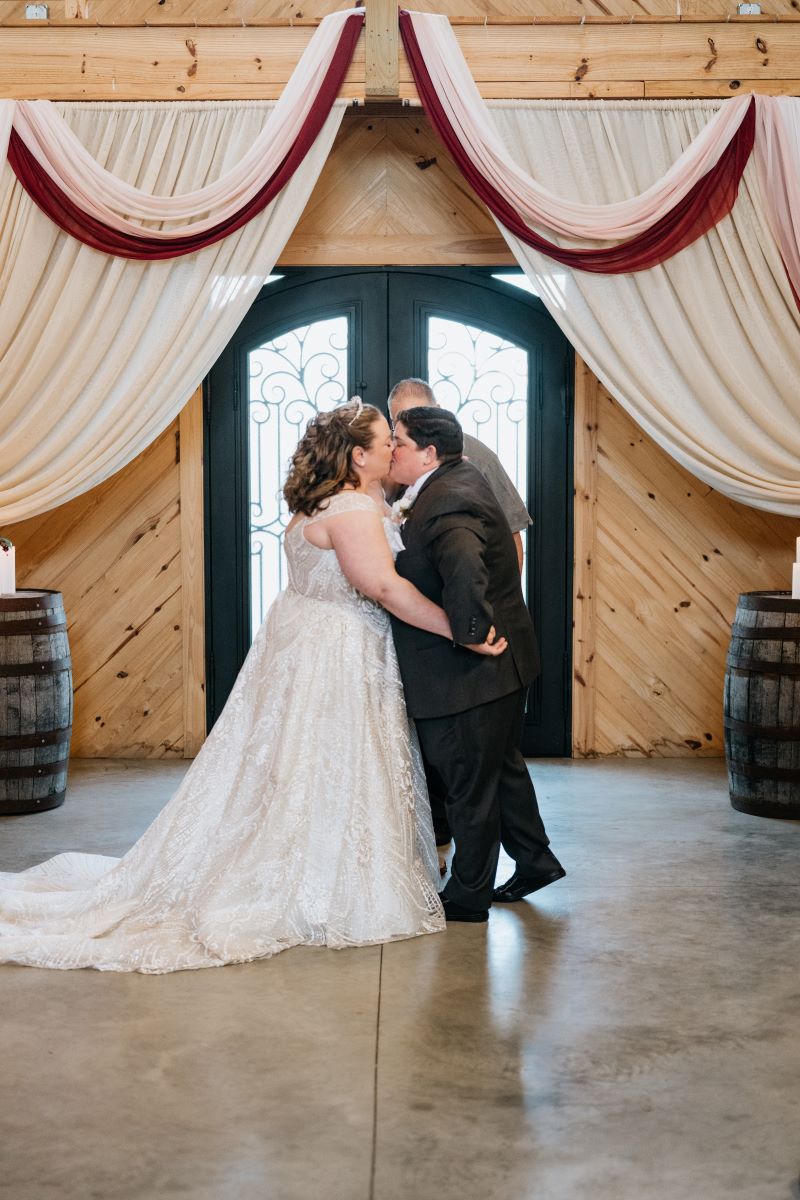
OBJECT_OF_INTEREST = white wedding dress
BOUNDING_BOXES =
[0,492,444,972]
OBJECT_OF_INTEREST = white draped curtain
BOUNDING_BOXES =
[3,15,800,524]
[0,99,345,523]
[489,100,800,515]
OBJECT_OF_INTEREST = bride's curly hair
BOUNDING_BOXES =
[283,399,383,516]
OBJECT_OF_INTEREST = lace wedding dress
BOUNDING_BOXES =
[0,492,444,972]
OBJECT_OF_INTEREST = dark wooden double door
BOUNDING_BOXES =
[204,267,573,754]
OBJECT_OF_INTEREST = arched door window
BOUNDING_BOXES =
[206,268,572,755]
[427,316,530,599]
[248,317,349,627]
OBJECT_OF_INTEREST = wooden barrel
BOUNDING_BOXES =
[724,591,800,819]
[0,590,72,815]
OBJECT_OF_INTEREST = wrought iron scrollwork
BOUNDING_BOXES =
[248,318,348,632]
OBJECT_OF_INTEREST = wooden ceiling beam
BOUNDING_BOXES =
[4,0,800,26]
[365,0,399,98]
[1,21,800,99]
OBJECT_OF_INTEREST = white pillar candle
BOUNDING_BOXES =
[0,544,14,595]
[793,561,800,601]
[796,536,800,562]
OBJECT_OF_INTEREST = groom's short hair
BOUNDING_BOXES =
[397,407,463,463]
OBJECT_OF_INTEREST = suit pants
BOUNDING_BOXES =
[424,766,453,847]
[415,686,551,911]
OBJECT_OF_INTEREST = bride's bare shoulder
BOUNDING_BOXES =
[288,492,380,550]
[309,491,381,520]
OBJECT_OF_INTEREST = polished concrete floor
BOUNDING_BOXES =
[1,758,798,1200]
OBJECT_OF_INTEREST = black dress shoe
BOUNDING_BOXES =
[492,861,566,903]
[441,897,489,923]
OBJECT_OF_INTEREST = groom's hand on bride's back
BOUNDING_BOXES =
[463,625,507,657]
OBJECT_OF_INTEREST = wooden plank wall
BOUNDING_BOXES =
[580,385,796,756]
[6,424,185,758]
[3,0,800,23]
[3,20,800,99]
[3,393,205,759]
[282,114,512,265]
[2,9,798,758]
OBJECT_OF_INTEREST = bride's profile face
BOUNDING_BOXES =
[355,413,393,482]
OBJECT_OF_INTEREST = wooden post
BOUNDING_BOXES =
[572,356,599,757]
[365,0,399,99]
[179,387,207,757]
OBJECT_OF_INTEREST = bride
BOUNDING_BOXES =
[0,399,504,973]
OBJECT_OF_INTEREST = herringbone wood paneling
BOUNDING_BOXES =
[281,114,512,264]
[587,386,797,757]
[5,424,185,758]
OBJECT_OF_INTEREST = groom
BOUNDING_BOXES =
[389,406,565,922]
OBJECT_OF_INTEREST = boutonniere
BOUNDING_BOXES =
[390,496,414,525]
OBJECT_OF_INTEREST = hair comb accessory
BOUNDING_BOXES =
[347,395,364,425]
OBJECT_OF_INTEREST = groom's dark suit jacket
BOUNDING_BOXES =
[390,459,540,720]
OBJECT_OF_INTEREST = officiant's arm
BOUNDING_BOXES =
[325,510,505,654]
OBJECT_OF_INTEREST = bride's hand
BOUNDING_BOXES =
[464,626,508,657]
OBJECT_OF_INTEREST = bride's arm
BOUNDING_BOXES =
[326,511,505,656]
[327,510,451,637]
